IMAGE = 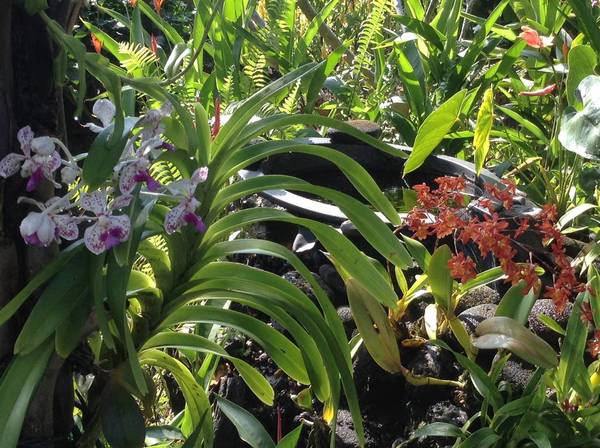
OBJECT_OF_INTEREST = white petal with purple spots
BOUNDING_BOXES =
[80,191,107,215]
[0,153,25,178]
[84,222,105,255]
[164,203,186,234]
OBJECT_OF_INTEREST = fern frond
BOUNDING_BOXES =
[118,42,158,75]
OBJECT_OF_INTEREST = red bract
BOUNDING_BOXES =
[91,34,103,54]
[150,34,159,56]
[153,0,165,14]
[519,84,557,97]
[448,253,477,283]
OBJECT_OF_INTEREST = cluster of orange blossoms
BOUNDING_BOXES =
[405,176,583,313]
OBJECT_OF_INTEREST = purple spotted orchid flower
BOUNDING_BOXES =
[19,196,79,247]
[0,126,61,191]
[83,99,116,134]
[80,190,132,255]
[164,167,208,234]
[115,137,162,195]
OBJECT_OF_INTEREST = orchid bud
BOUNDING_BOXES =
[61,165,80,184]
[192,166,209,184]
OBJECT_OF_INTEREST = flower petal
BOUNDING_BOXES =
[118,163,138,194]
[110,194,133,211]
[80,191,107,215]
[31,136,56,156]
[0,153,24,178]
[93,99,116,128]
[26,168,44,192]
[40,151,62,175]
[17,126,34,155]
[53,214,79,241]
[183,211,206,233]
[108,215,131,241]
[84,223,106,255]
[164,203,186,234]
[82,123,105,133]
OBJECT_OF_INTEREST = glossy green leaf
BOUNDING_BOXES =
[214,395,275,448]
[142,332,274,405]
[403,89,466,175]
[345,278,402,373]
[0,339,53,448]
[474,87,494,176]
[457,428,500,448]
[101,384,145,448]
[557,293,593,400]
[566,45,597,106]
[139,350,213,445]
[427,245,454,313]
[160,306,309,384]
[55,289,92,358]
[14,251,90,354]
[277,425,303,448]
[559,75,600,159]
[474,316,558,369]
[202,208,398,307]
[413,422,464,439]
[495,280,538,325]
[0,242,83,327]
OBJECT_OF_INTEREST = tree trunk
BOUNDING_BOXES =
[0,1,84,445]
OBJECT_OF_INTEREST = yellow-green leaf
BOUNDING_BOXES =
[473,87,494,175]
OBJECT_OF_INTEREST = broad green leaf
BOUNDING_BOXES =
[559,75,600,159]
[473,316,558,369]
[427,245,454,313]
[159,306,309,384]
[214,396,275,448]
[495,280,539,325]
[0,242,83,326]
[101,383,145,448]
[474,87,494,176]
[143,332,274,405]
[458,267,505,295]
[210,175,409,265]
[403,89,466,175]
[457,428,501,448]
[55,290,92,358]
[536,313,566,336]
[588,265,600,329]
[277,425,303,447]
[14,251,90,354]
[401,235,430,270]
[0,339,53,448]
[413,422,464,439]
[139,350,213,445]
[557,293,593,400]
[566,45,597,106]
[24,0,48,13]
[201,208,398,307]
[345,278,402,373]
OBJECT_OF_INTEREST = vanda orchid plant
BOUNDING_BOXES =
[0,47,419,447]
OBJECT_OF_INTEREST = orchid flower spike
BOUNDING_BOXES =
[0,126,62,191]
[19,196,79,247]
[164,166,209,234]
[83,99,116,133]
[80,190,132,254]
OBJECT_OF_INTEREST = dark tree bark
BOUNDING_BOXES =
[1,1,84,445]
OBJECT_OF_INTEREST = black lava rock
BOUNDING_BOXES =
[528,299,573,347]
[455,286,500,314]
[457,304,498,336]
